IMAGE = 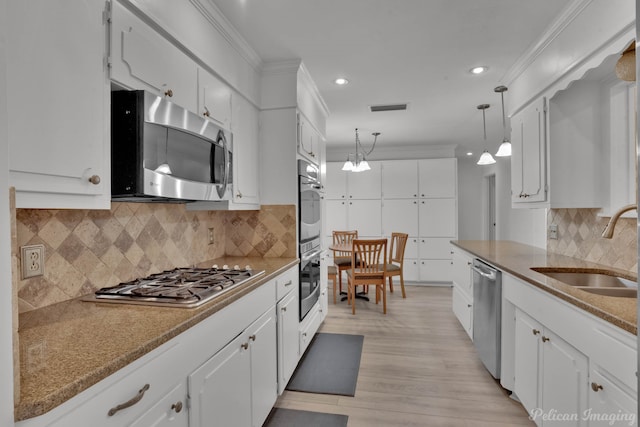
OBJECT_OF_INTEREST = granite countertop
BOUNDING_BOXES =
[451,240,637,335]
[16,256,298,422]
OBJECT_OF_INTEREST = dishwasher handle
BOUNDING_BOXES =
[472,265,498,281]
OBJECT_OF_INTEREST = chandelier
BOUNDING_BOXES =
[342,128,380,172]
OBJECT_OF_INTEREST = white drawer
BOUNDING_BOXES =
[276,267,298,301]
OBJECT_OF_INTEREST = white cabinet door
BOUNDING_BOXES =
[198,67,232,129]
[110,1,197,112]
[381,199,419,236]
[403,260,420,282]
[7,0,110,209]
[452,286,473,340]
[418,158,457,198]
[325,199,348,234]
[405,237,419,259]
[277,291,299,394]
[188,333,252,427]
[512,97,547,204]
[381,160,418,199]
[514,309,542,415]
[419,238,452,260]
[348,162,382,199]
[540,329,588,427]
[419,259,452,282]
[587,366,637,427]
[297,113,320,165]
[419,199,456,237]
[325,162,348,199]
[451,247,473,295]
[248,309,278,427]
[231,94,260,205]
[129,381,189,427]
[348,200,382,236]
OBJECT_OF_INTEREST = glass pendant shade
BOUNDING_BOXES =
[495,139,512,157]
[342,158,354,171]
[477,150,496,165]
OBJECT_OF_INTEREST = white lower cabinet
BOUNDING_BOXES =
[451,246,473,339]
[504,273,637,427]
[451,286,472,339]
[277,289,299,394]
[189,307,277,427]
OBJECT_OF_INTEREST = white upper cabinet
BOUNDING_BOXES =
[418,158,457,198]
[110,0,198,112]
[381,160,418,199]
[198,68,232,130]
[297,113,321,166]
[7,0,110,209]
[230,94,260,206]
[511,97,547,205]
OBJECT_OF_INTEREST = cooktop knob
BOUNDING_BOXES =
[233,265,240,270]
[212,264,218,269]
[245,265,251,271]
[222,264,229,269]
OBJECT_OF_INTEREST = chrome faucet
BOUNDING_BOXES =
[601,204,637,238]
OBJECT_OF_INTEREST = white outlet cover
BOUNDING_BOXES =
[21,244,45,279]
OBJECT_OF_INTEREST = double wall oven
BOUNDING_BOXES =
[298,160,321,321]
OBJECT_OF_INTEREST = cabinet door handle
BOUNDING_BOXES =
[203,106,210,117]
[241,342,249,350]
[467,304,472,308]
[532,329,540,335]
[108,384,150,416]
[281,307,287,312]
[284,280,293,287]
[467,261,471,266]
[164,89,173,97]
[88,175,101,185]
[541,336,550,342]
[249,334,256,342]
[171,401,183,413]
[590,382,603,392]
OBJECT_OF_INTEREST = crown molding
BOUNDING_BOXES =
[298,62,330,117]
[502,0,594,86]
[261,59,303,76]
[192,0,263,71]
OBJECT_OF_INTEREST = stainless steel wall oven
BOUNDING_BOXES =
[298,160,321,321]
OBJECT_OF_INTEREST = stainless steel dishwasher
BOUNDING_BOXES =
[472,259,502,379]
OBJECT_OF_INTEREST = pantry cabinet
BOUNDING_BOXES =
[381,160,418,199]
[7,0,110,209]
[110,0,197,112]
[418,158,457,198]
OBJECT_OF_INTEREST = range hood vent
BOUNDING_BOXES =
[369,103,408,112]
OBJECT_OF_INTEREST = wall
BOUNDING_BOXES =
[457,156,485,240]
[547,208,637,274]
[0,0,16,417]
[15,204,296,312]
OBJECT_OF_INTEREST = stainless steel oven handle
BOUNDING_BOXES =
[301,248,322,261]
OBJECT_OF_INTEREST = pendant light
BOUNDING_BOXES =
[342,128,379,172]
[494,85,512,157]
[476,104,496,165]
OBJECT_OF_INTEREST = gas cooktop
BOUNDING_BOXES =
[86,266,264,308]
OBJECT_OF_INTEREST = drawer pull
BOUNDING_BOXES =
[591,382,603,392]
[171,401,183,413]
[532,329,540,335]
[284,280,293,287]
[108,384,150,416]
[249,334,256,341]
[281,307,287,312]
[541,336,550,343]
[241,342,249,350]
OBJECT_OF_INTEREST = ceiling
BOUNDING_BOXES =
[210,0,572,158]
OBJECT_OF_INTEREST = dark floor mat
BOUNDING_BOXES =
[263,408,348,427]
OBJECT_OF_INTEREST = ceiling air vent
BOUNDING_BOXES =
[369,103,408,112]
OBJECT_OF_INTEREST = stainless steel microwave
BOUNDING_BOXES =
[111,90,232,202]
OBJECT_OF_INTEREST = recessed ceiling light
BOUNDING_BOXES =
[466,152,473,156]
[334,77,349,85]
[470,66,488,75]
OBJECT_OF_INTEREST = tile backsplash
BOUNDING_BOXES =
[547,208,637,274]
[15,203,296,312]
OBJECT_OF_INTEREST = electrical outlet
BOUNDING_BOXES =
[549,224,558,240]
[21,244,45,279]
[208,228,215,245]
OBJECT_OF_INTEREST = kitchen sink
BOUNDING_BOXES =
[530,267,637,298]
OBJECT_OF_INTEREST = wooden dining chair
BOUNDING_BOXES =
[346,239,387,315]
[384,232,409,298]
[331,230,358,295]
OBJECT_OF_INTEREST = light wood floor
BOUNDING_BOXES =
[275,285,534,426]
